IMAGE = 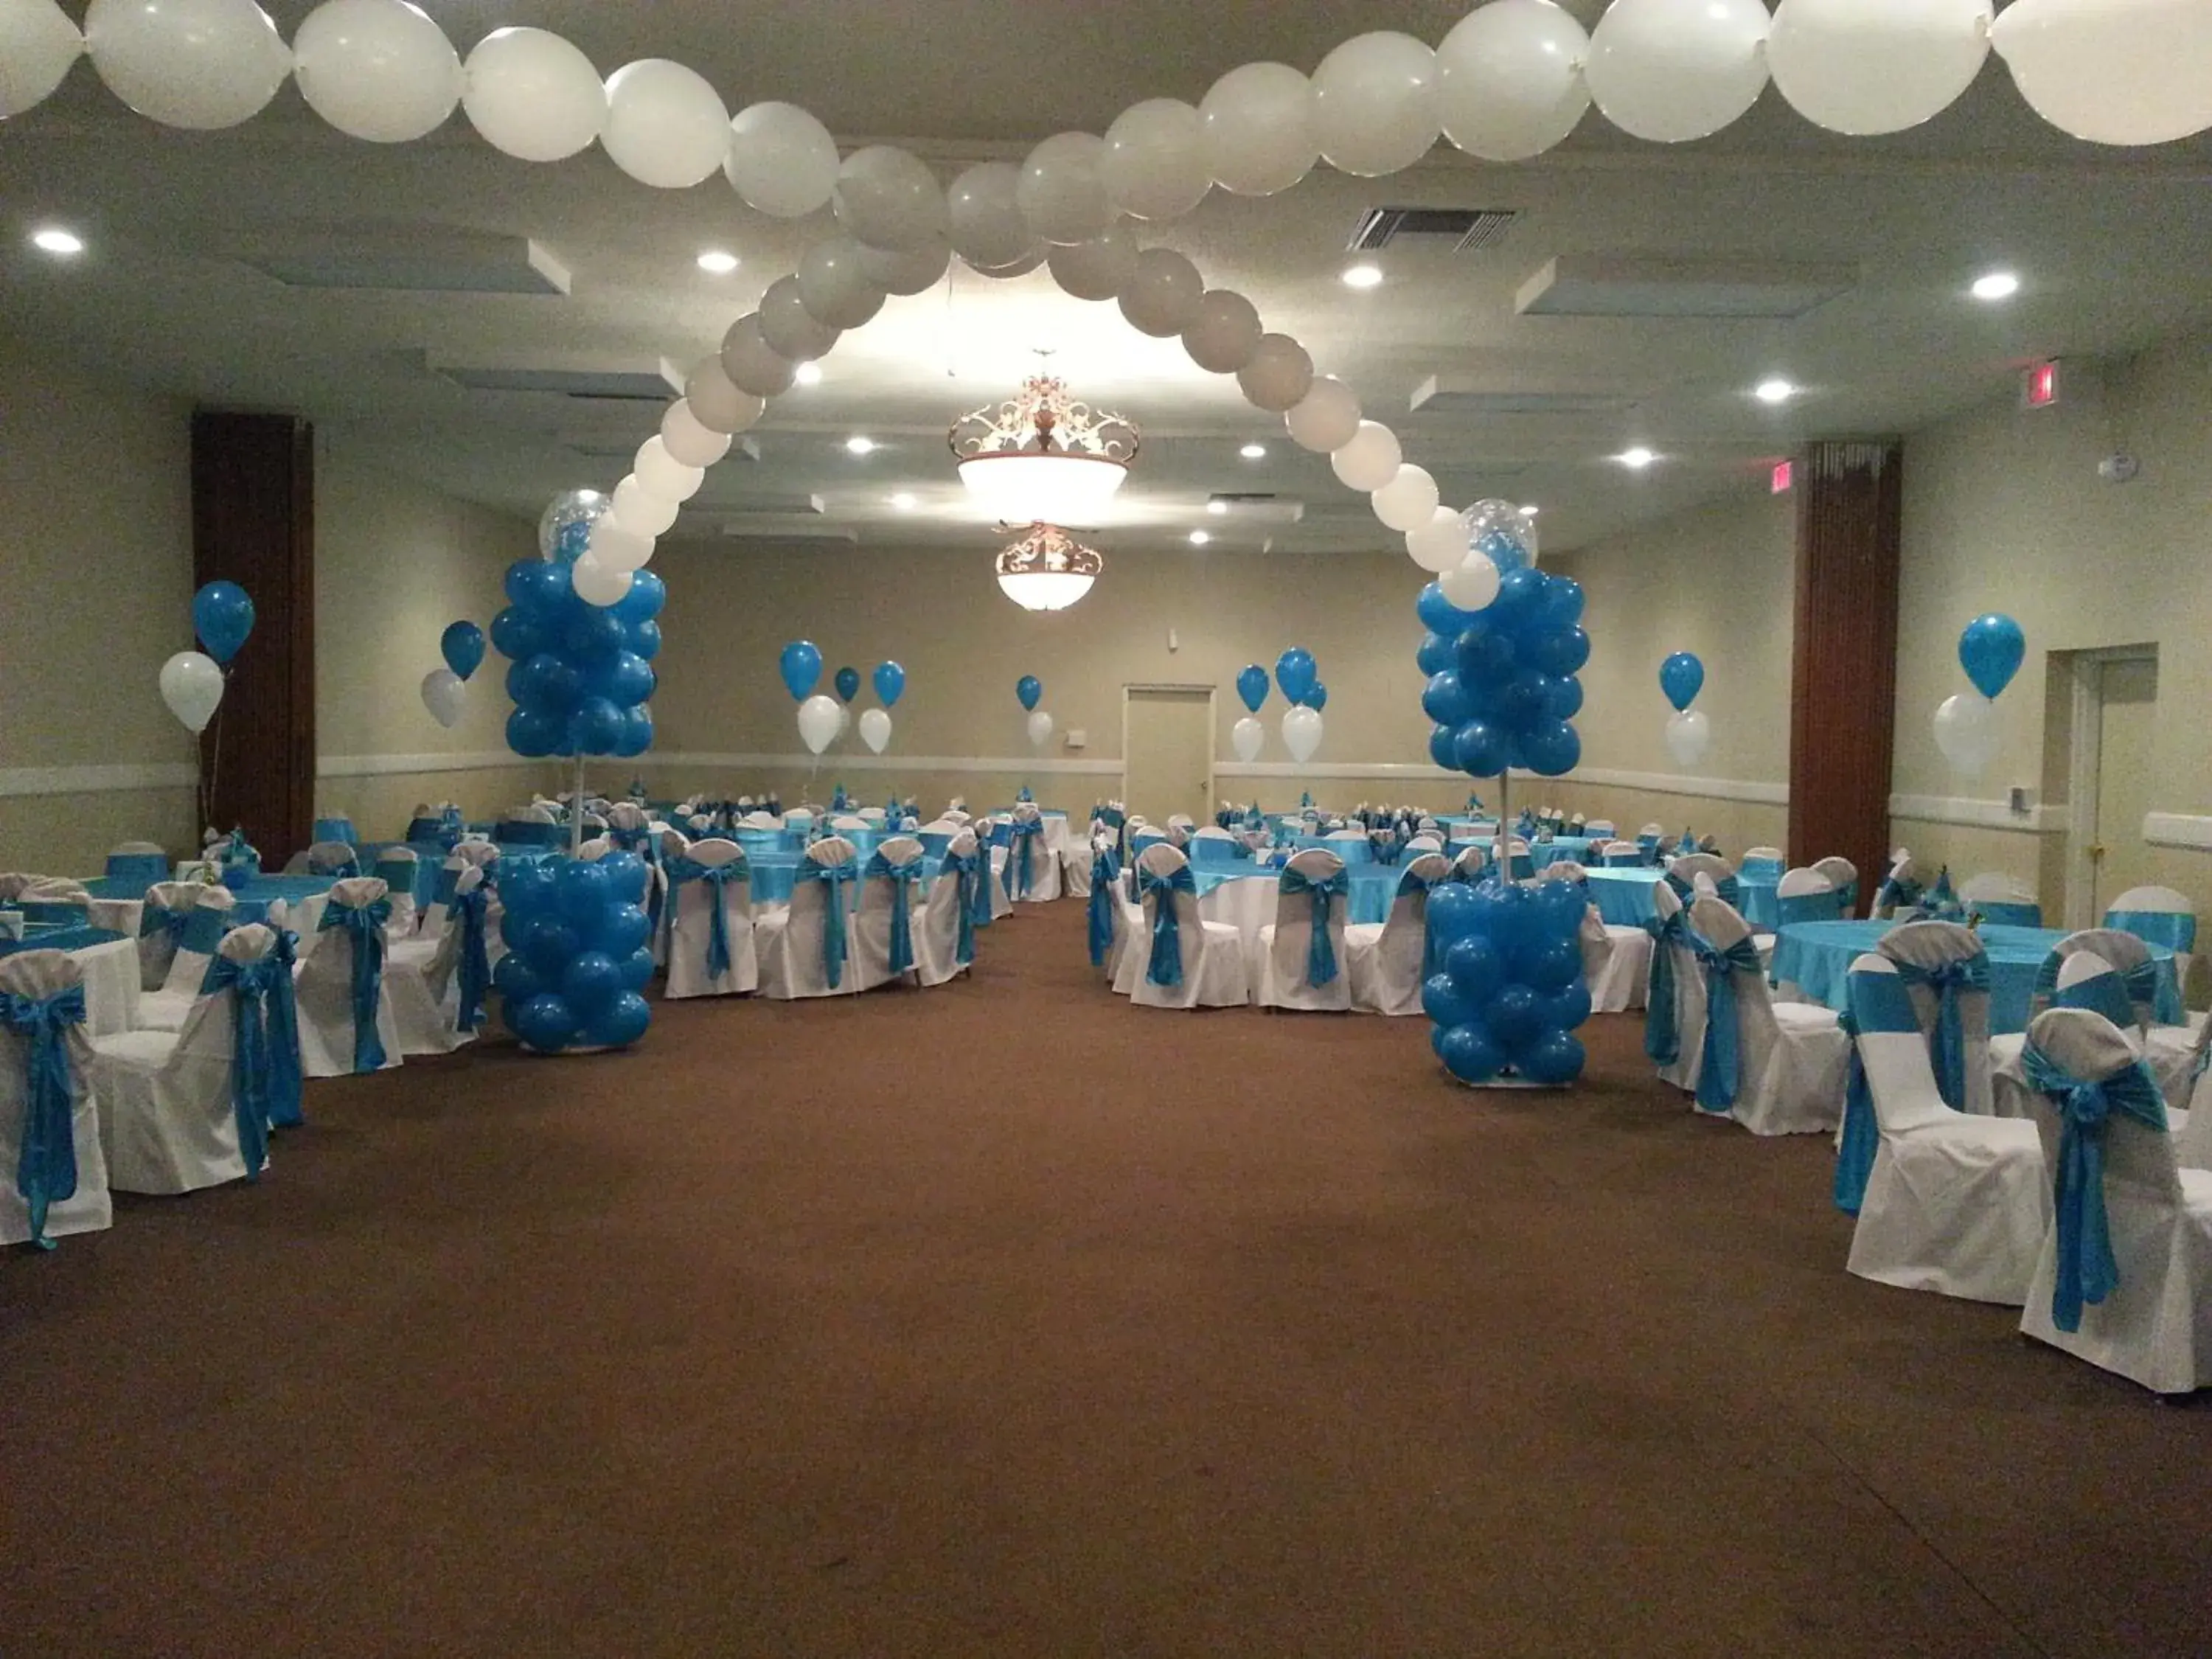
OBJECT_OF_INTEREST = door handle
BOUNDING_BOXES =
[2090,844,2107,861]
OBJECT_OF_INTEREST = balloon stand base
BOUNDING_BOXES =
[1447,1073,1567,1091]
[518,1041,630,1057]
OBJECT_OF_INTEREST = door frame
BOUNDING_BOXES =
[2063,644,2157,930]
[1121,683,1217,821]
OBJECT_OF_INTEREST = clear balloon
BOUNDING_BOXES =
[1330,421,1402,492]
[1046,223,1138,301]
[85,0,288,129]
[1932,692,2000,776]
[719,313,797,397]
[723,100,841,217]
[1016,131,1116,246]
[1436,0,1593,161]
[834,145,948,252]
[538,489,609,563]
[1310,31,1441,178]
[292,0,459,144]
[0,0,82,119]
[1990,0,2212,147]
[1100,97,1211,221]
[946,161,1037,270]
[1664,708,1713,768]
[660,399,734,469]
[1281,705,1324,765]
[419,666,465,728]
[1767,0,1992,136]
[1235,333,1313,412]
[1181,290,1263,374]
[1585,0,1772,143]
[159,650,224,733]
[1373,465,1441,534]
[1197,61,1318,195]
[1117,247,1204,337]
[858,706,894,754]
[797,237,888,330]
[462,26,604,161]
[681,357,763,435]
[1231,715,1265,763]
[796,694,841,754]
[758,274,841,363]
[1284,377,1362,453]
[1025,709,1055,750]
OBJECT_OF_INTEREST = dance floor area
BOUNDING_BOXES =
[4,902,2206,1658]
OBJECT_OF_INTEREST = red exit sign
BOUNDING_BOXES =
[1770,459,1793,494]
[2024,361,2060,408]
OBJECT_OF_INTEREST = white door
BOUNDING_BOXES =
[1123,687,1214,827]
[2091,655,2158,919]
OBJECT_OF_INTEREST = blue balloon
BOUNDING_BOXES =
[599,902,651,957]
[1422,972,1480,1030]
[1236,664,1270,713]
[191,580,255,666]
[1425,880,1481,948]
[1659,651,1704,712]
[1519,1030,1586,1086]
[1454,718,1512,778]
[509,990,579,1052]
[1520,719,1581,778]
[509,652,581,713]
[595,853,649,908]
[1527,625,1590,677]
[561,951,623,1015]
[613,704,654,759]
[626,619,661,661]
[1446,933,1503,1003]
[872,660,906,707]
[1455,619,1516,684]
[1416,631,1455,676]
[1423,671,1473,728]
[563,607,625,662]
[505,558,568,611]
[1427,723,1458,770]
[613,568,666,623]
[568,695,625,755]
[1958,613,2025,700]
[554,858,611,924]
[1537,575,1586,630]
[597,650,655,706]
[1485,984,1545,1054]
[491,951,543,1002]
[834,665,861,703]
[1540,674,1585,720]
[489,605,546,662]
[1488,566,1545,630]
[584,990,652,1048]
[1273,646,1316,706]
[440,620,485,681]
[1306,682,1327,711]
[1523,935,1583,994]
[497,859,558,920]
[521,915,582,975]
[616,947,656,992]
[1416,582,1474,636]
[1531,878,1588,938]
[505,706,561,759]
[1543,983,1593,1034]
[1494,672,1549,731]
[779,639,823,702]
[1016,675,1043,711]
[1438,1021,1506,1084]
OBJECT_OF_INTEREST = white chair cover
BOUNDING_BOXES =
[1346,853,1450,1016]
[0,949,111,1245]
[383,863,479,1057]
[1253,848,1352,1012]
[1812,856,1860,917]
[136,884,239,1032]
[1672,895,1848,1135]
[1989,928,2198,1111]
[665,838,757,998]
[294,876,403,1077]
[1877,920,1996,1119]
[1111,844,1249,1009]
[1651,883,1705,1096]
[1006,804,1062,903]
[756,836,862,1000]
[852,835,928,991]
[136,879,211,991]
[915,830,982,988]
[371,844,420,933]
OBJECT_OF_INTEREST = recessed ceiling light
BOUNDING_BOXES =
[793,362,823,386]
[891,492,917,510]
[1240,442,1267,459]
[31,226,83,257]
[695,249,739,275]
[1521,504,1540,516]
[1618,447,1656,470]
[1971,271,2020,302]
[1754,378,1795,405]
[1341,263,1383,290]
[845,435,875,456]
[1188,529,1211,546]
[1206,500,1228,516]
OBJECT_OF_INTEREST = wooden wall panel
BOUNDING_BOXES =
[1789,441,1902,890]
[191,411,314,860]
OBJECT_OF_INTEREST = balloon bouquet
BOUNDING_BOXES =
[420,620,485,728]
[789,644,904,761]
[160,580,255,830]
[1413,504,1593,1087]
[1231,664,1268,762]
[1275,647,1326,762]
[1658,651,1710,767]
[1017,674,1054,751]
[1933,613,2024,777]
[485,488,664,1054]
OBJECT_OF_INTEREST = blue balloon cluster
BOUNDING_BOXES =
[493,562,662,759]
[1418,567,1588,779]
[492,854,655,1053]
[1422,876,1592,1086]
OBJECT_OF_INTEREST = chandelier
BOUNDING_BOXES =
[948,368,1138,529]
[994,523,1103,612]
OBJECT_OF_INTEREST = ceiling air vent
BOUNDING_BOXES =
[1348,207,1518,254]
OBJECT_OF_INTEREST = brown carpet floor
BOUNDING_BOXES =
[3,901,2208,1658]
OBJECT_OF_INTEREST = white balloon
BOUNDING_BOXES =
[1767,0,1991,136]
[1372,465,1441,534]
[857,237,951,296]
[660,399,734,469]
[1100,98,1211,221]
[1586,0,1772,144]
[611,475,679,538]
[833,145,947,252]
[1441,551,1501,611]
[420,666,465,728]
[633,436,703,502]
[291,0,459,143]
[1932,692,2000,776]
[973,246,1048,279]
[588,515,654,573]
[85,0,288,130]
[836,703,852,739]
[1198,61,1318,195]
[682,356,763,434]
[0,0,83,120]
[1989,0,2212,147]
[1436,0,1593,161]
[1281,705,1324,765]
[946,161,1037,270]
[857,707,893,755]
[1026,709,1055,750]
[1015,131,1115,245]
[159,650,224,734]
[1236,333,1313,412]
[723,100,839,217]
[1665,708,1714,768]
[570,553,633,608]
[796,237,887,330]
[1310,32,1441,178]
[1285,377,1362,453]
[797,695,843,756]
[601,58,728,188]
[720,313,796,397]
[1231,715,1265,764]
[1181,289,1263,374]
[1046,223,1138,301]
[1406,505,1469,573]
[462,27,604,161]
[758,274,841,364]
[1116,247,1204,337]
[1330,421,1402,492]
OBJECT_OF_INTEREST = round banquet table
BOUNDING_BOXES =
[1769,919,2181,1036]
[1189,866,1399,948]
[81,873,337,939]
[744,852,944,907]
[1578,866,1780,930]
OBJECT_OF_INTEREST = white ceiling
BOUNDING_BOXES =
[4,1,2211,557]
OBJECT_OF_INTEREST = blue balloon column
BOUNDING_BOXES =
[1422,877,1593,1086]
[490,850,655,1053]
[1420,565,1588,780]
[492,562,662,759]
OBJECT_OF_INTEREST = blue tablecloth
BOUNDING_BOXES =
[0,924,128,957]
[1770,920,2180,1036]
[745,853,944,905]
[1577,867,1779,930]
[1529,837,1599,869]
[1189,866,1398,926]
[83,872,337,926]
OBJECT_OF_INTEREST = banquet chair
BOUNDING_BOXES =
[1252,848,1352,1012]
[1189,824,1242,867]
[1583,820,1615,841]
[1767,869,1848,1003]
[916,830,984,987]
[1670,896,1848,1135]
[0,949,110,1248]
[372,845,421,934]
[1741,845,1785,880]
[1166,813,1197,835]
[1666,852,1739,906]
[305,839,361,877]
[756,836,862,1000]
[852,835,929,991]
[136,885,239,1032]
[1450,845,1489,883]
[1059,824,1096,898]
[17,877,92,928]
[1005,805,1061,902]
[2103,886,2197,1004]
[574,836,613,861]
[105,841,171,891]
[2011,1006,2212,1394]
[1989,928,2197,1110]
[310,811,358,847]
[136,880,213,990]
[857,806,887,826]
[1961,871,2043,928]
[664,838,757,999]
[92,923,297,1196]
[1345,853,1451,1016]
[1599,840,1644,869]
[380,863,483,1056]
[1646,882,1705,1093]
[1323,827,1373,868]
[1112,844,1249,1009]
[1810,856,1860,918]
[830,813,871,840]
[1838,953,2046,1302]
[1637,822,1666,858]
[1870,851,1921,919]
[1566,860,1649,1015]
[294,876,402,1077]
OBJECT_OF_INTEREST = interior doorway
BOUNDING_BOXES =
[1123,686,1215,827]
[2063,646,2160,927]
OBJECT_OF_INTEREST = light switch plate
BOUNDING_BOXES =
[1066,729,1087,749]
[2008,785,2034,814]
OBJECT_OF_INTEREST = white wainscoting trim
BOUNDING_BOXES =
[1562,765,1787,806]
[0,761,199,799]
[1216,760,1460,781]
[1888,793,2066,833]
[2144,812,2212,851]
[641,751,1124,776]
[317,751,538,779]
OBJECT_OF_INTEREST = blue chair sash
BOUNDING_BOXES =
[664,856,748,982]
[2104,908,2196,953]
[1740,857,1784,880]
[2053,967,2139,1030]
[106,851,171,889]
[1087,850,1118,967]
[1775,891,1844,928]
[1396,868,1443,981]
[1279,866,1349,987]
[1689,931,1764,1112]
[1,981,87,1249]
[1666,870,1742,909]
[2019,1039,2168,1332]
[2034,950,2175,1026]
[175,904,232,958]
[1874,873,1922,914]
[1887,951,1990,1111]
[20,900,88,928]
[372,855,418,903]
[311,817,357,847]
[450,887,492,1032]
[1006,820,1043,898]
[797,861,860,988]
[1643,910,1688,1065]
[1974,899,2042,928]
[201,943,305,1170]
[1138,864,1197,988]
[941,850,982,966]
[139,900,195,950]
[1833,967,1924,1214]
[317,896,390,1073]
[864,852,922,975]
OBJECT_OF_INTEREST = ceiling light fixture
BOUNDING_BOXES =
[793,362,823,386]
[1341,263,1383,289]
[846,435,876,456]
[1618,447,1657,470]
[1189,529,1211,546]
[994,522,1103,611]
[1971,271,2020,302]
[891,492,917,510]
[695,249,739,274]
[1240,442,1267,459]
[31,226,83,256]
[1206,500,1228,516]
[950,355,1138,528]
[1754,378,1795,405]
